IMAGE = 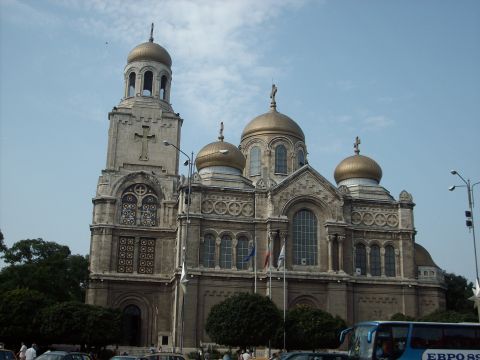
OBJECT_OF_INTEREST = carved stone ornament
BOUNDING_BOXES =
[201,196,254,217]
[399,190,413,202]
[337,185,350,195]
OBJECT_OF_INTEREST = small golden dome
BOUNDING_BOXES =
[241,85,304,141]
[127,41,172,67]
[242,109,304,141]
[196,122,246,171]
[334,137,382,184]
[334,154,383,184]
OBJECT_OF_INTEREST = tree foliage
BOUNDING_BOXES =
[0,238,89,302]
[444,272,475,314]
[0,288,53,345]
[389,313,414,321]
[205,292,281,348]
[418,309,477,323]
[40,302,122,349]
[276,305,346,350]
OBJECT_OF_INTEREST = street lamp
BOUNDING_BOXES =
[163,140,193,353]
[449,169,480,284]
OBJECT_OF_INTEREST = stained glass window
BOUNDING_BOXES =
[203,234,215,268]
[138,238,155,274]
[355,243,367,275]
[275,144,287,174]
[120,184,158,227]
[293,209,317,265]
[118,236,135,273]
[250,146,261,176]
[370,245,381,276]
[236,236,249,270]
[220,235,232,269]
[121,194,137,225]
[385,245,396,277]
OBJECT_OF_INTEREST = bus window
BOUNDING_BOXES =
[374,324,408,359]
[348,325,376,359]
[443,326,480,350]
[411,325,443,348]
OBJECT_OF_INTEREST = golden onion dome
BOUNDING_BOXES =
[127,41,172,67]
[196,123,246,171]
[241,84,304,141]
[334,137,382,184]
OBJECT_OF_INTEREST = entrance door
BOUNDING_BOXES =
[122,305,141,346]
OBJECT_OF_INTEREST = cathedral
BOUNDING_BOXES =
[86,32,445,349]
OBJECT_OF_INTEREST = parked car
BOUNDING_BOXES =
[110,356,147,360]
[35,351,92,360]
[280,352,348,360]
[0,349,17,360]
[144,353,186,360]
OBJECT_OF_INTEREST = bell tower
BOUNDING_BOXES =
[105,23,182,174]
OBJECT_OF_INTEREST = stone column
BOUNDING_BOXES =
[380,247,386,276]
[327,235,334,272]
[366,246,371,276]
[215,236,221,269]
[338,235,345,272]
[232,238,238,270]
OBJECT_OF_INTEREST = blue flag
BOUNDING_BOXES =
[243,245,256,262]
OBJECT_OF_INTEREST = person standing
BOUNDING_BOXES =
[18,343,27,360]
[25,344,37,360]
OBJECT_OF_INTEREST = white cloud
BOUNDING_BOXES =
[363,115,394,129]
[49,0,309,136]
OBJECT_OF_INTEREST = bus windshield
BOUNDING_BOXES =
[347,324,376,359]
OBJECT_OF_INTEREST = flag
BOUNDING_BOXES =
[277,242,285,270]
[264,241,271,269]
[243,244,255,262]
[180,261,189,294]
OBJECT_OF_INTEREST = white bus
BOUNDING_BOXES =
[339,321,480,359]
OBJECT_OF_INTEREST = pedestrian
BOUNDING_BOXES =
[25,344,36,360]
[242,350,251,360]
[149,344,156,354]
[222,353,231,360]
[18,342,27,360]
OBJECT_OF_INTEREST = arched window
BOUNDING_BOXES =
[297,149,305,168]
[385,245,396,277]
[120,184,158,226]
[128,72,136,97]
[236,236,249,270]
[141,195,158,226]
[120,193,137,225]
[355,243,366,275]
[250,146,261,176]
[142,71,153,96]
[275,144,287,174]
[122,305,141,346]
[203,234,215,268]
[370,245,381,276]
[220,235,232,269]
[160,75,168,100]
[293,210,317,265]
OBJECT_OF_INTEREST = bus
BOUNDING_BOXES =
[339,321,480,359]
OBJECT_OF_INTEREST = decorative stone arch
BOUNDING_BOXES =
[113,293,153,347]
[157,69,171,101]
[353,240,368,276]
[289,294,319,309]
[282,197,330,269]
[234,232,252,270]
[113,172,164,227]
[281,194,335,220]
[124,67,139,98]
[200,230,217,269]
[138,65,157,96]
[294,141,307,169]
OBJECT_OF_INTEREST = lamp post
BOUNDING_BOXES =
[449,169,480,284]
[163,140,193,353]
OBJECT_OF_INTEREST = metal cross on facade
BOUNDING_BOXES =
[135,125,156,161]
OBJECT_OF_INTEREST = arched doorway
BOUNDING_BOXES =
[122,305,141,346]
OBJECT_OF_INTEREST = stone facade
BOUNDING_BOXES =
[86,37,445,350]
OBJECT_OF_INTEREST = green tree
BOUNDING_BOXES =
[0,238,89,302]
[205,292,281,348]
[444,272,475,314]
[276,305,346,350]
[389,313,415,321]
[419,309,477,323]
[0,288,53,346]
[40,301,122,349]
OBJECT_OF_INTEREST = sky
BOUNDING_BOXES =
[1,0,479,282]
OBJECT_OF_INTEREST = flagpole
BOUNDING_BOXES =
[283,237,286,351]
[254,236,257,294]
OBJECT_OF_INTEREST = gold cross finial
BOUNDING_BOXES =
[270,84,277,110]
[149,23,154,42]
[354,136,361,155]
[218,122,224,141]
